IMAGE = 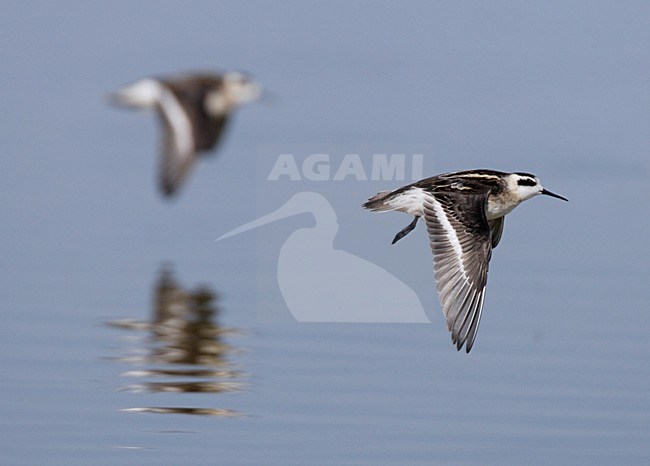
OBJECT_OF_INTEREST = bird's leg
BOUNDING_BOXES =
[391,216,419,244]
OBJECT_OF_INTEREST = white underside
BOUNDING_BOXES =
[384,187,427,216]
[485,197,520,219]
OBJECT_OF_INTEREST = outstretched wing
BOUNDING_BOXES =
[423,192,493,352]
[156,86,196,197]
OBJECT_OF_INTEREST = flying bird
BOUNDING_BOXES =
[363,169,567,352]
[111,71,260,197]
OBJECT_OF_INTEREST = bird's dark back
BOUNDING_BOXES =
[165,76,229,153]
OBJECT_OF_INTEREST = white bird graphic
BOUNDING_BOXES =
[217,191,429,323]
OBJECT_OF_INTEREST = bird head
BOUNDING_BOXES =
[223,72,262,106]
[509,172,568,202]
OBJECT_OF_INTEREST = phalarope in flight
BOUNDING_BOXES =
[112,71,260,197]
[364,169,567,352]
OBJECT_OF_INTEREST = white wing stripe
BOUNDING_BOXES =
[427,196,469,283]
[158,87,194,157]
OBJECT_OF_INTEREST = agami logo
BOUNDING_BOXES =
[218,191,429,323]
[267,153,423,181]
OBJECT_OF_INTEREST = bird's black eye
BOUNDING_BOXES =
[517,178,537,187]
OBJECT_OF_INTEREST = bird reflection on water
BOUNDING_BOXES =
[106,265,244,417]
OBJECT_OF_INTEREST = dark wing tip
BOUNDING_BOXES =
[451,334,475,353]
[465,340,474,353]
[159,181,178,198]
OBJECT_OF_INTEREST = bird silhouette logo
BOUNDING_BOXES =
[217,191,429,323]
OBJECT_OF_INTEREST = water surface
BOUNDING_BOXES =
[1,2,649,464]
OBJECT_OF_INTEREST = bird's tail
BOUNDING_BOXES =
[109,79,161,109]
[362,191,393,211]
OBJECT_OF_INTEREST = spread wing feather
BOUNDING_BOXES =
[157,86,196,197]
[423,192,493,352]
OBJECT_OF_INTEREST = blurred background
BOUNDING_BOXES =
[1,1,648,464]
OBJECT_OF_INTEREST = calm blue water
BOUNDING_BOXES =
[1,2,649,464]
